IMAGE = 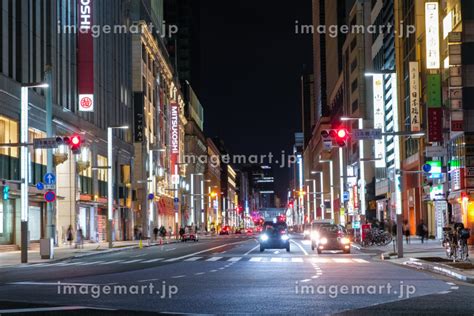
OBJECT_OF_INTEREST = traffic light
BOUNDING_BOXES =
[55,136,71,146]
[2,180,9,200]
[321,128,349,147]
[70,134,82,154]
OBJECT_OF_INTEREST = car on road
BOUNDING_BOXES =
[311,224,350,254]
[303,223,312,239]
[219,226,231,235]
[259,221,290,252]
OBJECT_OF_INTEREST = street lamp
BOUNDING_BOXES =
[20,82,49,263]
[341,116,366,218]
[107,125,128,248]
[319,159,334,220]
[311,170,325,220]
[305,179,317,221]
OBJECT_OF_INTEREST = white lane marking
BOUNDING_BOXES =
[311,258,330,263]
[206,257,223,262]
[249,257,263,262]
[99,260,124,265]
[162,240,248,262]
[141,258,163,263]
[8,282,95,286]
[184,257,202,262]
[353,258,370,263]
[194,272,205,275]
[332,258,352,263]
[291,257,304,263]
[120,259,142,264]
[450,286,459,290]
[351,244,361,250]
[0,306,114,313]
[446,282,456,285]
[274,251,280,254]
[137,279,158,283]
[209,269,218,272]
[438,291,451,294]
[270,257,283,262]
[290,240,309,255]
[228,257,242,262]
[134,254,147,257]
[219,267,225,270]
[300,279,311,283]
[244,245,259,255]
[171,275,185,278]
[55,262,82,266]
[165,248,176,252]
[312,276,319,279]
[79,261,105,266]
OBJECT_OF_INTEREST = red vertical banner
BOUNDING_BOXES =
[170,102,180,183]
[77,0,94,111]
[428,108,443,142]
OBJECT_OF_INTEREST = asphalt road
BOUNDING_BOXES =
[0,234,473,315]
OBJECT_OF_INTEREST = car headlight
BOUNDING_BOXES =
[311,232,320,240]
[260,234,269,241]
[281,234,289,241]
[340,237,350,244]
[320,237,328,245]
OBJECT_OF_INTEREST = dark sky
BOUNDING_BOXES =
[194,1,313,201]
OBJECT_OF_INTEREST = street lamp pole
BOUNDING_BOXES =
[20,83,48,263]
[107,126,128,249]
[319,160,334,220]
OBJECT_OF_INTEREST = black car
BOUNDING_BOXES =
[311,224,351,254]
[259,221,290,252]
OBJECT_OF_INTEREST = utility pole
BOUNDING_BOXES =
[45,67,55,244]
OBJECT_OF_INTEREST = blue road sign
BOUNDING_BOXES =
[148,193,154,200]
[44,190,56,203]
[36,182,44,190]
[44,173,56,185]
[174,197,179,203]
[422,164,432,173]
[343,191,350,202]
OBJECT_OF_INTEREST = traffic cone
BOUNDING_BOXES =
[139,239,143,249]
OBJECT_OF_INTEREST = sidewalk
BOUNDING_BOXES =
[355,237,474,283]
[0,238,180,268]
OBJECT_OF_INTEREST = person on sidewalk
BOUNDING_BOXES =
[403,220,410,244]
[66,225,74,248]
[76,227,84,249]
[153,227,159,241]
[417,220,428,243]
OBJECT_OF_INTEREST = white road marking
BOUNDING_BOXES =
[312,276,319,279]
[353,258,370,263]
[0,306,114,313]
[137,279,158,282]
[228,257,242,262]
[194,272,205,275]
[120,259,142,264]
[171,275,185,278]
[446,282,456,285]
[290,240,309,255]
[300,279,311,282]
[291,258,304,263]
[141,258,163,263]
[249,257,263,262]
[351,244,361,250]
[79,261,105,266]
[244,245,259,255]
[210,269,218,272]
[450,286,459,290]
[162,240,248,262]
[184,257,202,262]
[270,257,283,262]
[332,258,352,263]
[311,258,330,263]
[206,257,223,262]
[165,248,176,252]
[438,291,451,294]
[99,260,124,265]
[274,251,280,254]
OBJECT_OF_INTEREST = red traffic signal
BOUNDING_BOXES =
[320,128,350,147]
[70,134,82,154]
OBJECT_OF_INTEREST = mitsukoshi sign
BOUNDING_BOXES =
[77,0,94,112]
[170,103,179,183]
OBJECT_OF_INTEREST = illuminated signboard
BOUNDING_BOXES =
[77,0,94,111]
[409,62,420,131]
[373,74,386,168]
[427,160,442,179]
[425,2,440,69]
[170,102,179,178]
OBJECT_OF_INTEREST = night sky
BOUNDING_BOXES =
[194,0,313,201]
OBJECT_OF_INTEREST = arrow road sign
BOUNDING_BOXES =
[36,182,44,190]
[352,129,382,140]
[44,173,56,185]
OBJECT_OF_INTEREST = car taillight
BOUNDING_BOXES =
[280,230,286,234]
[337,231,343,237]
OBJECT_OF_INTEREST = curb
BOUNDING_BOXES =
[399,257,474,283]
[0,240,181,268]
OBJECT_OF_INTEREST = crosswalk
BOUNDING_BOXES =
[8,256,370,269]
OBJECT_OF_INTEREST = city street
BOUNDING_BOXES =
[1,234,472,315]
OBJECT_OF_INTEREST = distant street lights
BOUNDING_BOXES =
[21,82,49,263]
[107,125,129,249]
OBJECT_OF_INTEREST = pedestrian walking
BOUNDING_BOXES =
[403,220,410,244]
[153,227,159,241]
[76,227,84,249]
[417,220,428,243]
[66,225,74,247]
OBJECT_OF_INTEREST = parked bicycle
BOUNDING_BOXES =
[362,228,392,247]
[442,223,470,262]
